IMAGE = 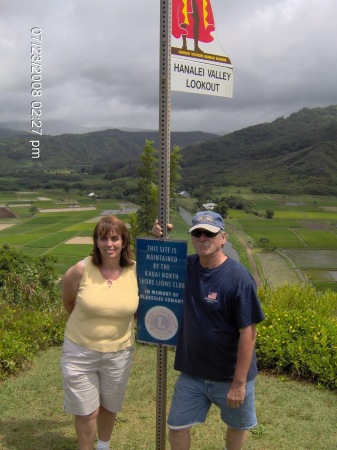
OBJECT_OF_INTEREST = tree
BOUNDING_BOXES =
[193,187,215,211]
[170,145,183,203]
[223,195,252,210]
[136,140,183,234]
[128,212,141,251]
[214,199,228,219]
[136,140,158,234]
[29,205,39,216]
[265,209,274,219]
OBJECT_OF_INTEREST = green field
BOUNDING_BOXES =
[181,191,337,291]
[223,193,337,291]
[0,189,336,290]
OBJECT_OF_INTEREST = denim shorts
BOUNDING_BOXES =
[61,337,134,416]
[167,373,257,430]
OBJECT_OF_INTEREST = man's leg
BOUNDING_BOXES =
[168,374,210,450]
[225,427,248,450]
[169,427,192,450]
[213,379,256,450]
[75,409,99,450]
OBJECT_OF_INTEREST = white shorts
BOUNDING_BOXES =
[61,337,134,416]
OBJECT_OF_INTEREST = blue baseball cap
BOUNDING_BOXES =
[189,211,225,233]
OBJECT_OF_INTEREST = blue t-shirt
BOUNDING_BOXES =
[174,254,265,382]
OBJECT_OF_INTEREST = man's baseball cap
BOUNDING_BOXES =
[189,211,225,233]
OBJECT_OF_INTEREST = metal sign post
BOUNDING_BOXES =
[157,0,171,448]
[154,1,232,447]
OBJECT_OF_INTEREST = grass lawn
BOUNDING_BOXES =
[0,345,336,450]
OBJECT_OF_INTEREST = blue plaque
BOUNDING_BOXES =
[136,237,187,346]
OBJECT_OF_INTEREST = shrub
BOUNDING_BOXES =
[0,303,66,379]
[2,269,60,312]
[257,284,337,388]
[0,245,66,379]
[0,245,60,312]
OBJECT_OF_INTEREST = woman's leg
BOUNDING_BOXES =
[97,405,117,442]
[75,408,99,450]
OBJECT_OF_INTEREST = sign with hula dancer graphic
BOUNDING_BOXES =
[171,0,233,97]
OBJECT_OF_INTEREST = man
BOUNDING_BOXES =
[156,211,265,450]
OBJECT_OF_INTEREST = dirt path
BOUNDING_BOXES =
[38,207,96,212]
[0,224,15,231]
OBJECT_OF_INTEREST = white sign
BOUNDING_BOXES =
[172,56,233,97]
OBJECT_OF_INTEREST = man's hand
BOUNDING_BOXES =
[227,382,246,409]
[152,219,173,237]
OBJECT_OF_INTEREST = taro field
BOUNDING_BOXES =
[0,190,137,274]
[227,192,337,291]
[1,189,337,291]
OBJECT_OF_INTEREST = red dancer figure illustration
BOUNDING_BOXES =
[172,0,215,53]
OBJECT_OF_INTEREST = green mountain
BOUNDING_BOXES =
[1,105,337,195]
[0,127,30,139]
[0,128,218,171]
[180,105,337,195]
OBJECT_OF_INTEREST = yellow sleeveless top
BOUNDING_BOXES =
[65,256,139,352]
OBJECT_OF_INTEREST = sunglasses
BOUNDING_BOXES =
[190,229,220,238]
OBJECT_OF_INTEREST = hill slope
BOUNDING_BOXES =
[0,128,218,171]
[180,105,337,194]
[1,105,337,195]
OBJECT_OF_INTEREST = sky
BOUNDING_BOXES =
[0,0,336,136]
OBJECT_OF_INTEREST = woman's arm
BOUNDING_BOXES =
[62,261,84,315]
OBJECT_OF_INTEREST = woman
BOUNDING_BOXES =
[61,216,138,450]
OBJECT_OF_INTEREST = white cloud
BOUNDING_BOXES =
[0,0,336,134]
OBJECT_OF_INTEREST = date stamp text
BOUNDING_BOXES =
[30,27,42,158]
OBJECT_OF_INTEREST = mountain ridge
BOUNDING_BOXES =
[0,128,218,171]
[1,105,336,195]
[179,105,337,194]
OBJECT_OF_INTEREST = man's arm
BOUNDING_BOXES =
[227,324,257,408]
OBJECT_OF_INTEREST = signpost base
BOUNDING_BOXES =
[156,344,168,449]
